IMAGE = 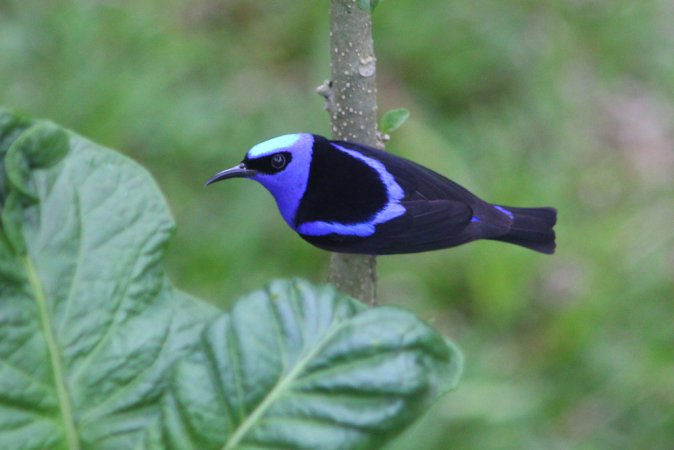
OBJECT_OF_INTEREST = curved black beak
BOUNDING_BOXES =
[205,163,257,186]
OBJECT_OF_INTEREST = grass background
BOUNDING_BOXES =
[1,0,673,448]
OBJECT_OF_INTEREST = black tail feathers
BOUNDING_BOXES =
[489,206,557,254]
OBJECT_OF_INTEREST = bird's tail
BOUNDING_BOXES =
[488,206,557,254]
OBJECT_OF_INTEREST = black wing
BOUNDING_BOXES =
[299,139,512,254]
[300,197,476,254]
[331,139,483,203]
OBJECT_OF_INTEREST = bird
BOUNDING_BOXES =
[206,133,556,255]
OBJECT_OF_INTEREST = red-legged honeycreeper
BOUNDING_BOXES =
[206,134,557,254]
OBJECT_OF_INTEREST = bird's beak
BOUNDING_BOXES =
[205,163,257,186]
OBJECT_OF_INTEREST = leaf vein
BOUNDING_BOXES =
[226,316,247,422]
[69,226,157,384]
[79,320,171,421]
[221,319,348,450]
[0,357,54,393]
[204,333,236,432]
[24,256,80,450]
[56,186,83,339]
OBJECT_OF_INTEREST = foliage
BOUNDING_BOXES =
[357,0,383,13]
[379,108,410,135]
[0,111,461,449]
[158,280,461,450]
[0,109,216,449]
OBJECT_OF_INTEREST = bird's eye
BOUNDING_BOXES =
[271,153,287,170]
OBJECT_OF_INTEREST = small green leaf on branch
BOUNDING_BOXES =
[357,0,383,12]
[379,108,410,135]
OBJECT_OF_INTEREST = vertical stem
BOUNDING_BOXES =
[324,0,381,305]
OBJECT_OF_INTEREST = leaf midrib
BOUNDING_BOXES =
[222,320,346,450]
[24,256,80,450]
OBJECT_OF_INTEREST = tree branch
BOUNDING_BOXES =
[318,0,382,305]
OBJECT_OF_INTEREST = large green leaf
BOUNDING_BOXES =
[156,279,462,450]
[0,110,462,450]
[0,110,217,450]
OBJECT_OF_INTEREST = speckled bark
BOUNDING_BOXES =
[323,0,382,305]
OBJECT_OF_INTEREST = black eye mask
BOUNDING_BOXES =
[244,151,293,175]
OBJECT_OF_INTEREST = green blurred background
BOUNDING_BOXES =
[2,0,673,448]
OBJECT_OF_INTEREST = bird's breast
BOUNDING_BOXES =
[293,140,405,237]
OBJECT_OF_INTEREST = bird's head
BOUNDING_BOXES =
[206,133,315,227]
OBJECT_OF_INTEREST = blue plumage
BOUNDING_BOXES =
[206,134,557,254]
